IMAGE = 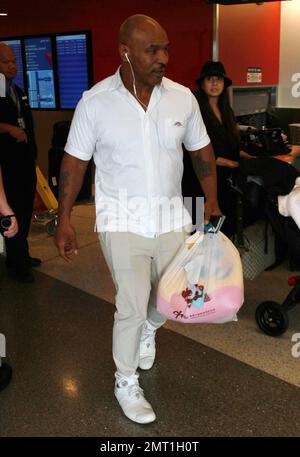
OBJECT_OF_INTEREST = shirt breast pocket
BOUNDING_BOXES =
[163,117,186,149]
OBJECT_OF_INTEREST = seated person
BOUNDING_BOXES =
[0,165,18,391]
[182,61,254,237]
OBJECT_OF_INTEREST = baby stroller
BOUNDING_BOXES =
[255,275,300,336]
[255,176,300,336]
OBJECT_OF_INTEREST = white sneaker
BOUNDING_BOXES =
[114,373,156,424]
[139,320,157,370]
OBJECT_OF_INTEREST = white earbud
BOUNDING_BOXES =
[123,51,148,111]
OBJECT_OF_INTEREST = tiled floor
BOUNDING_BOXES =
[29,204,300,388]
[1,202,300,436]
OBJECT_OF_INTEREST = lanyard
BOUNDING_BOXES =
[8,85,21,117]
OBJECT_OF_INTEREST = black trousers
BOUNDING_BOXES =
[182,153,238,237]
[1,161,37,271]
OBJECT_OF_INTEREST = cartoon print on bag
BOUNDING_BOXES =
[181,284,210,309]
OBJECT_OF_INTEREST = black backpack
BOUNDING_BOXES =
[238,157,300,270]
[241,127,290,157]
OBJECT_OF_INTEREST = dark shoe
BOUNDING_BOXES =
[8,267,35,283]
[29,257,42,268]
[0,362,12,392]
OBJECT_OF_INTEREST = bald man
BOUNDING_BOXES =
[0,43,40,283]
[55,15,220,424]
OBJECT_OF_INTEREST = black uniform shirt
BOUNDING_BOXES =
[0,84,37,167]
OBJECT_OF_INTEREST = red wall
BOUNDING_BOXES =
[0,0,213,89]
[219,3,281,87]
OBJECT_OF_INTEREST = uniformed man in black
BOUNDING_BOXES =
[0,164,18,390]
[0,42,41,282]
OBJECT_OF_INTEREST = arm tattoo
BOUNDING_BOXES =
[58,170,70,217]
[190,154,212,181]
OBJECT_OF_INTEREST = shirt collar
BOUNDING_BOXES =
[160,77,171,91]
[108,67,124,91]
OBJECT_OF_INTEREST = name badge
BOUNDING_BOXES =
[17,117,26,129]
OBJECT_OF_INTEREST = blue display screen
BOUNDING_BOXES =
[1,32,92,109]
[2,39,25,91]
[24,36,56,108]
[56,34,89,109]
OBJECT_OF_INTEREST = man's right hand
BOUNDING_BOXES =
[8,125,28,143]
[54,222,78,262]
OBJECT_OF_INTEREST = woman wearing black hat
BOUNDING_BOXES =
[182,61,253,237]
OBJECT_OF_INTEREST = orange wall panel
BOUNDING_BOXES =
[219,3,281,87]
[0,0,213,89]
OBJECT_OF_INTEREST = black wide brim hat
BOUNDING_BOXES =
[195,60,232,87]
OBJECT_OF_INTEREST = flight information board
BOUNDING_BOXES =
[56,34,89,108]
[1,31,92,109]
[24,36,56,108]
[2,39,25,91]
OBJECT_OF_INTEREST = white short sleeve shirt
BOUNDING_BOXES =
[65,69,210,237]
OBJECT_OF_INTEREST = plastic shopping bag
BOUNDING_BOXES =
[157,230,244,324]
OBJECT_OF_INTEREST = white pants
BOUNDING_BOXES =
[99,231,185,377]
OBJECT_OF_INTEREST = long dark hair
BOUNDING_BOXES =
[194,85,240,144]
